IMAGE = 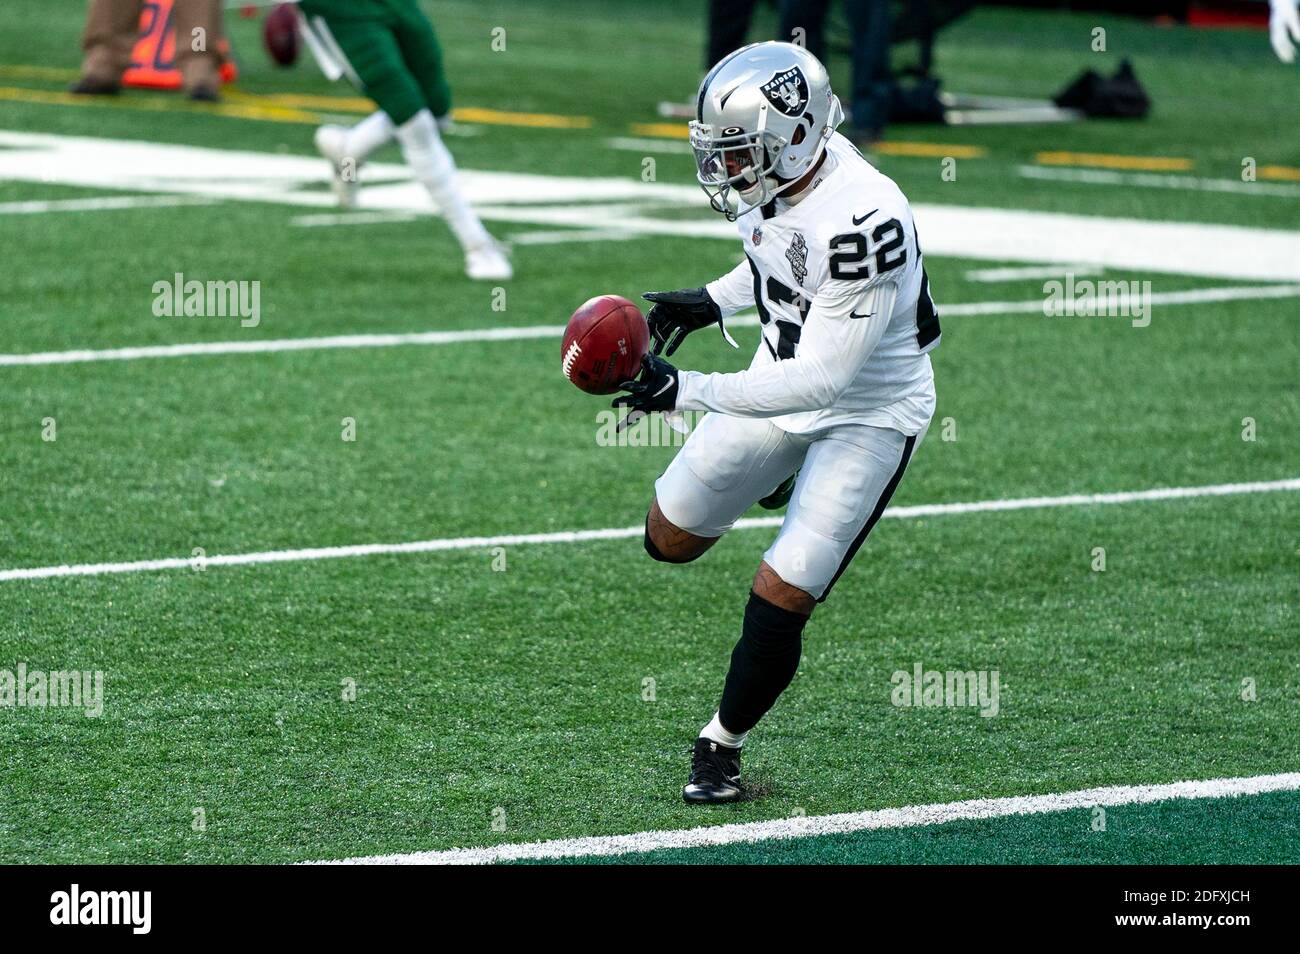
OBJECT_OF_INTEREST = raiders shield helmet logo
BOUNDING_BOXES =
[760,66,810,118]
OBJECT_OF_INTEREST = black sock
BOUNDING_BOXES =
[717,591,809,735]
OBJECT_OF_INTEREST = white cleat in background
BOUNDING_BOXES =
[465,241,513,281]
[313,125,361,209]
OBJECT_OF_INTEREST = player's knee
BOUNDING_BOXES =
[644,500,715,564]
[644,525,695,563]
[752,561,817,616]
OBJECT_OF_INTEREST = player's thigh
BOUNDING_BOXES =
[324,16,427,125]
[655,413,807,539]
[764,424,918,601]
[390,1,452,118]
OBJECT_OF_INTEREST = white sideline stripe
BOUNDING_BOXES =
[1,478,1296,583]
[308,771,1300,865]
[3,283,1299,368]
[0,194,218,215]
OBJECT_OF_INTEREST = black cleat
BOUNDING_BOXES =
[758,470,798,510]
[683,737,742,804]
[69,76,120,96]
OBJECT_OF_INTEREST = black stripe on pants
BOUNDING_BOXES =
[817,432,916,602]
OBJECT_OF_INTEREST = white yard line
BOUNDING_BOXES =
[605,136,692,154]
[508,227,642,246]
[306,771,1300,864]
[290,210,419,227]
[4,283,1299,368]
[964,264,1100,282]
[3,131,1300,282]
[1019,164,1300,199]
[0,326,562,367]
[1,478,1295,584]
[0,194,218,215]
[940,282,1300,315]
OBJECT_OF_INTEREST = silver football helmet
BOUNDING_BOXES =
[690,42,844,221]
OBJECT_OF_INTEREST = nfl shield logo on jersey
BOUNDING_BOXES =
[751,227,763,246]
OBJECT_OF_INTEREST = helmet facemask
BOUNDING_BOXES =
[689,120,788,222]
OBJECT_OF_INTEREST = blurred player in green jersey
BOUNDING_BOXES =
[298,0,511,280]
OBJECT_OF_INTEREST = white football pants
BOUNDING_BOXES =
[654,413,926,600]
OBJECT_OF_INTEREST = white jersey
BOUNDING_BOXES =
[676,132,939,436]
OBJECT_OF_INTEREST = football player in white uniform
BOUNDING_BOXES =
[614,41,940,803]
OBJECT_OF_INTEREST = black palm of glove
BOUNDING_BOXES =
[643,287,736,356]
[611,354,680,414]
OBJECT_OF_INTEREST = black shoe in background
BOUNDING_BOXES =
[69,76,120,96]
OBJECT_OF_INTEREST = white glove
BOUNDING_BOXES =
[1271,0,1300,63]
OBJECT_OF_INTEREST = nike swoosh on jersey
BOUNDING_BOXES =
[852,208,879,226]
[652,376,676,398]
[849,312,874,320]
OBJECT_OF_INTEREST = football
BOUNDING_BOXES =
[263,4,300,67]
[561,294,649,394]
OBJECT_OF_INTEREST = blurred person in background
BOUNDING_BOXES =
[707,0,763,68]
[299,0,511,281]
[71,0,224,101]
[780,0,892,144]
[1270,0,1300,62]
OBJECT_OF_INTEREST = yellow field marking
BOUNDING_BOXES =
[629,122,987,161]
[0,64,79,82]
[217,91,594,128]
[0,85,323,124]
[630,121,687,139]
[256,92,376,112]
[452,106,591,129]
[0,79,593,131]
[1258,164,1300,182]
[243,94,595,129]
[872,141,986,159]
[1036,150,1194,172]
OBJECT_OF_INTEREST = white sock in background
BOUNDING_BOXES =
[343,110,396,163]
[395,109,491,252]
[700,712,747,749]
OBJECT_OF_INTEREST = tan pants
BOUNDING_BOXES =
[80,0,224,91]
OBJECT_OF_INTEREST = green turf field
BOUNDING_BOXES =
[0,1,1296,864]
